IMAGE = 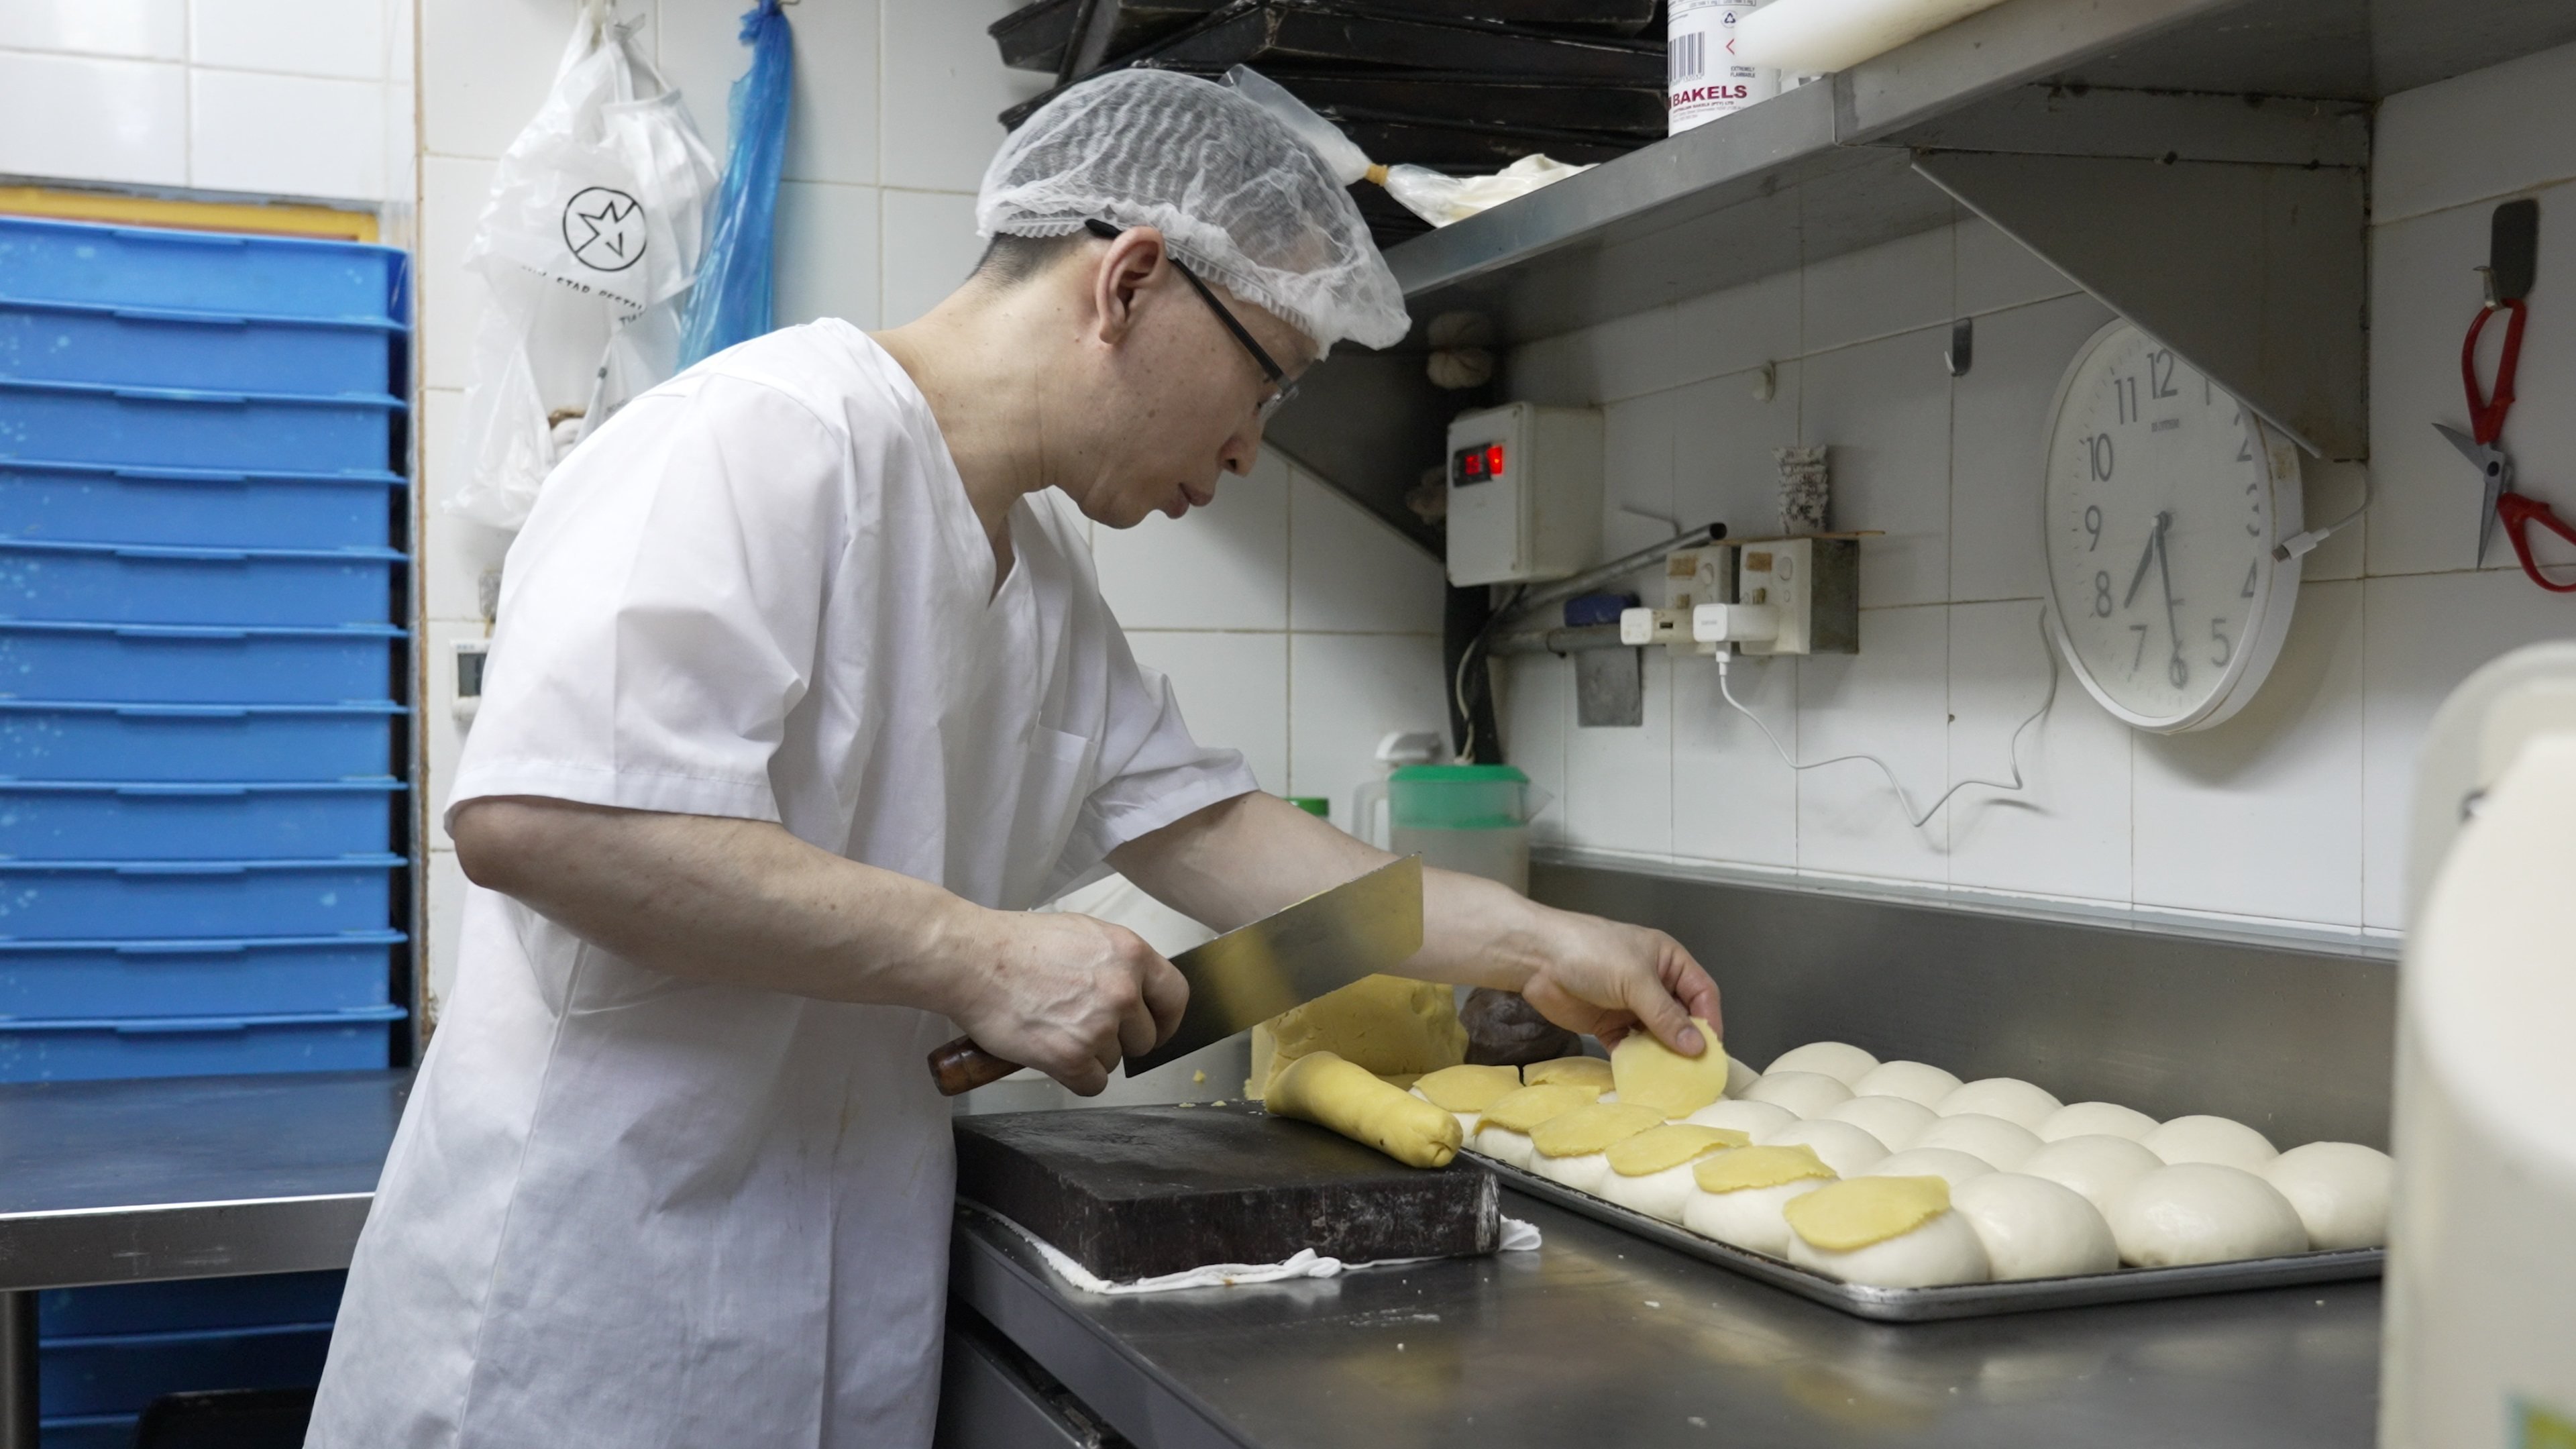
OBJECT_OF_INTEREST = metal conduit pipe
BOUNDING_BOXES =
[1488,624,1628,656]
[1490,521,1725,633]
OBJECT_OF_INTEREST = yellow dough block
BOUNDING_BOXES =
[1608,1124,1750,1177]
[1477,1083,1605,1134]
[1412,1064,1526,1114]
[1783,1175,1951,1252]
[1523,1057,1613,1090]
[1252,976,1467,1099]
[1695,1144,1835,1194]
[1611,1018,1729,1117]
[1266,1050,1463,1169]
[1529,1103,1666,1159]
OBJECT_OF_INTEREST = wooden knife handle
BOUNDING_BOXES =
[928,1036,1024,1097]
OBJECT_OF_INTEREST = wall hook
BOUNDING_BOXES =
[1945,317,1974,377]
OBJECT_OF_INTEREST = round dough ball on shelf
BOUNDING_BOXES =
[1741,1071,1855,1120]
[1783,1177,1992,1288]
[2141,1115,2279,1175]
[1852,1060,1964,1109]
[1756,1118,1889,1177]
[1915,1113,2045,1171]
[1862,1147,1996,1190]
[1937,1078,2063,1130]
[1765,1041,1880,1088]
[1726,1055,1762,1098]
[1595,1125,1750,1223]
[2038,1101,2159,1142]
[1527,1102,1664,1195]
[2108,1163,2307,1267]
[1686,1098,1798,1138]
[1472,1122,1539,1169]
[1823,1095,1939,1152]
[2262,1142,2394,1251]
[1682,1146,1838,1256]
[2020,1134,2163,1216]
[1465,1083,1601,1170]
[1410,1064,1525,1140]
[1950,1173,2118,1280]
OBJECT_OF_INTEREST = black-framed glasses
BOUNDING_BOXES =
[1084,218,1297,421]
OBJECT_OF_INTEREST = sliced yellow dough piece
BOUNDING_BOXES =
[1695,1144,1835,1194]
[1607,1124,1749,1177]
[1411,1064,1526,1114]
[1477,1082,1605,1134]
[1265,1050,1462,1169]
[1611,1018,1729,1117]
[1784,1175,1951,1252]
[1523,1057,1613,1091]
[1529,1102,1666,1159]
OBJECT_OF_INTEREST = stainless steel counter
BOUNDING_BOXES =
[951,1191,2380,1449]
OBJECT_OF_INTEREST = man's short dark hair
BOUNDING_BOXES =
[973,231,1089,287]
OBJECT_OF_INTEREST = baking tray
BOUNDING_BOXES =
[1477,1154,2385,1323]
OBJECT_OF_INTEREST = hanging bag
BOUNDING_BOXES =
[449,0,719,530]
[677,0,794,367]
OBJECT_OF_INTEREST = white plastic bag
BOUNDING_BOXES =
[449,0,718,531]
[1222,66,1589,230]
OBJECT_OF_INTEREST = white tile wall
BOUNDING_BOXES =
[191,69,386,199]
[1801,326,1953,608]
[1945,599,2130,902]
[1286,470,1445,635]
[191,0,384,78]
[773,180,880,329]
[0,0,187,61]
[1792,604,1951,883]
[1093,451,1291,632]
[0,51,189,187]
[1127,632,1289,794]
[1289,633,1451,829]
[878,186,980,326]
[878,0,1046,194]
[1564,651,1674,857]
[1949,293,2118,602]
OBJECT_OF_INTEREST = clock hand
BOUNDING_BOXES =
[2154,514,2186,676]
[2122,513,2165,610]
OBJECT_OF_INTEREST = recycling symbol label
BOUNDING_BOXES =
[562,187,647,272]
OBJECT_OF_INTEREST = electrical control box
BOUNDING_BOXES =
[1444,402,1603,586]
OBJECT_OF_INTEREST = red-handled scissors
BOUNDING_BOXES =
[2436,294,2576,592]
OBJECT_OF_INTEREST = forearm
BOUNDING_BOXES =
[451,796,985,1016]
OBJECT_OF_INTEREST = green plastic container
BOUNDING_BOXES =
[1388,765,1546,892]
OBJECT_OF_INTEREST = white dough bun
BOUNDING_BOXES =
[2261,1142,2394,1251]
[1863,1147,1996,1189]
[1764,1041,1880,1087]
[1950,1173,2118,1281]
[1532,1149,1611,1195]
[1681,1178,1830,1257]
[1787,1208,1992,1287]
[1937,1078,2063,1130]
[1408,1087,1479,1142]
[1741,1070,1854,1119]
[1754,1118,1889,1177]
[1851,1060,1964,1109]
[1472,1123,1537,1170]
[1725,1055,1762,1097]
[1597,1160,1707,1224]
[2039,1101,2159,1142]
[2019,1134,2163,1215]
[1915,1112,2044,1171]
[1685,1098,1798,1137]
[2141,1115,2279,1174]
[1822,1095,1939,1152]
[2108,1163,2306,1267]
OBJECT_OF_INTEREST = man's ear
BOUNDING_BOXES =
[1091,227,1169,346]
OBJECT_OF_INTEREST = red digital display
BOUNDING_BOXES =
[1485,443,1507,477]
[1460,449,1486,478]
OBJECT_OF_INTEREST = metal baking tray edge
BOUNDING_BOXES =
[1478,1155,2383,1322]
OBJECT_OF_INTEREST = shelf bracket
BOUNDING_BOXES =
[1913,142,2368,460]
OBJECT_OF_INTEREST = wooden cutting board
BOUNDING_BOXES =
[954,1104,1499,1282]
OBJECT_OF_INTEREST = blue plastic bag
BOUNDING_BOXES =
[677,0,793,367]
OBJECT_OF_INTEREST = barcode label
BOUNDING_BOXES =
[1670,30,1704,82]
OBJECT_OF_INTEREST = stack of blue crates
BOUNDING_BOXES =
[0,215,413,1446]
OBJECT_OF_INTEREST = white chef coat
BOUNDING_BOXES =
[307,321,1258,1449]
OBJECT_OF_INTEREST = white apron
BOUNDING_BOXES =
[308,323,1255,1449]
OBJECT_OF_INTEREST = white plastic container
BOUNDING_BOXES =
[1668,0,1776,135]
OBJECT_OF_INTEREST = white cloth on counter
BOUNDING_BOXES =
[1004,1214,1544,1297]
[308,320,1259,1449]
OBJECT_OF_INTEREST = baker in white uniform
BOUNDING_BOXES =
[310,70,1721,1448]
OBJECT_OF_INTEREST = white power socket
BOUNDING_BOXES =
[1731,539,1815,656]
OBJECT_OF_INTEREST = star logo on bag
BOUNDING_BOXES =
[562,186,648,272]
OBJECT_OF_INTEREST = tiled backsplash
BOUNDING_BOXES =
[1500,41,2576,938]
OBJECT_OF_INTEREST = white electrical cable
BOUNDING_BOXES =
[1712,607,2060,830]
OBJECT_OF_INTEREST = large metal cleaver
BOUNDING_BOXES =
[928,854,1424,1095]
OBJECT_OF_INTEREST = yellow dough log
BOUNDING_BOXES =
[1251,976,1468,1099]
[1267,1050,1464,1169]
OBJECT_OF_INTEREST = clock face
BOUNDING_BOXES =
[2042,322,2303,733]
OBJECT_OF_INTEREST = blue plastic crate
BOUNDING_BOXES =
[0,621,402,704]
[0,855,402,939]
[37,1320,335,1415]
[0,217,405,324]
[0,378,400,474]
[0,780,402,860]
[0,296,400,394]
[0,700,402,782]
[0,538,402,627]
[0,460,401,550]
[0,1006,401,1083]
[41,1272,346,1339]
[0,933,397,1018]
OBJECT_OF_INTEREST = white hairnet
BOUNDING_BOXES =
[976,68,1410,354]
